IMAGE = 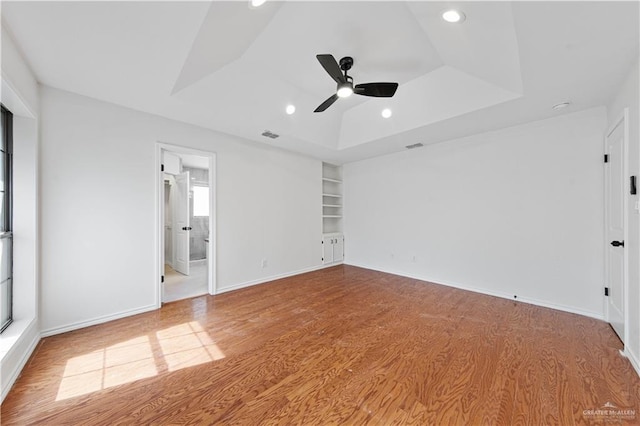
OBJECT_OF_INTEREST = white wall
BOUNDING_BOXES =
[344,107,606,319]
[39,86,322,335]
[0,26,40,401]
[607,58,640,374]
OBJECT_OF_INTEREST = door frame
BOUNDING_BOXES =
[604,108,629,346]
[155,142,217,307]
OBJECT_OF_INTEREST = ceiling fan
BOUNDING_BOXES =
[314,54,399,113]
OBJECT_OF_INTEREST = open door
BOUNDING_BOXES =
[605,112,627,342]
[174,171,190,276]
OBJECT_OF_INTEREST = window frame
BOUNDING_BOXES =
[1,104,13,333]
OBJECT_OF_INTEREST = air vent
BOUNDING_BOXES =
[405,143,424,149]
[261,130,280,139]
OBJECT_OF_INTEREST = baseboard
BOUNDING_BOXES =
[216,263,336,294]
[626,347,640,378]
[40,304,158,337]
[41,264,340,334]
[1,319,40,402]
[345,262,605,321]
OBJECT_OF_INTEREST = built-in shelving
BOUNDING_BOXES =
[322,163,343,235]
[322,177,342,184]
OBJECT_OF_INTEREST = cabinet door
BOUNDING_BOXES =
[333,235,344,262]
[322,236,334,264]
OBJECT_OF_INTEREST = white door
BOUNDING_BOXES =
[333,235,344,262]
[174,171,190,275]
[322,235,334,264]
[605,115,626,341]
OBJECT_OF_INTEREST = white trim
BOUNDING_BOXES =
[626,347,640,378]
[0,72,37,119]
[216,263,338,295]
[345,262,605,321]
[155,142,217,307]
[40,304,157,337]
[1,319,40,402]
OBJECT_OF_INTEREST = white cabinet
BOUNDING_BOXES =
[323,233,344,265]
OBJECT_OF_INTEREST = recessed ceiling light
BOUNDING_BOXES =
[286,104,296,115]
[442,9,466,23]
[552,102,571,110]
[381,108,392,118]
[250,0,266,7]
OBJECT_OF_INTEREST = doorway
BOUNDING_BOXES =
[604,108,628,344]
[157,143,216,305]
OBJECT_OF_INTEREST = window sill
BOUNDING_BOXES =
[0,316,37,361]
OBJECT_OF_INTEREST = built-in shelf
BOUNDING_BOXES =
[322,177,342,184]
[322,162,343,235]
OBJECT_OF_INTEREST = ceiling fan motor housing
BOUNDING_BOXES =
[339,56,354,71]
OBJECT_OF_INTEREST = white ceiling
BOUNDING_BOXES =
[2,1,638,164]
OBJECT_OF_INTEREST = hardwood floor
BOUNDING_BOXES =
[2,265,639,425]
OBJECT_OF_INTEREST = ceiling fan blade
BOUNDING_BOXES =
[354,82,399,97]
[316,54,346,84]
[314,94,339,113]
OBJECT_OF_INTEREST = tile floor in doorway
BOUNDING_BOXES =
[163,260,208,303]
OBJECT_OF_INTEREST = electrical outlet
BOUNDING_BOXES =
[261,259,267,268]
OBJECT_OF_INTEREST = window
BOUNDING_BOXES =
[192,186,209,217]
[0,105,13,333]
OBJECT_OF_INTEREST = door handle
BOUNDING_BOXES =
[611,240,624,247]
[182,226,192,231]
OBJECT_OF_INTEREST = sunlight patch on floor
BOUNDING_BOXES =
[56,336,157,401]
[56,322,224,401]
[157,321,225,372]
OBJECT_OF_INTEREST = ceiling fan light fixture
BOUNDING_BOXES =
[313,54,398,112]
[442,9,465,23]
[337,83,353,98]
[286,104,296,115]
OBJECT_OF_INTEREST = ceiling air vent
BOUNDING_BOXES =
[261,130,280,139]
[405,142,424,149]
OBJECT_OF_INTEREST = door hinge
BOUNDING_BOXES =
[604,154,609,163]
[631,176,637,195]
[604,287,609,296]
[161,164,165,172]
[161,275,165,283]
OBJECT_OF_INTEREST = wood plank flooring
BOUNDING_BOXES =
[2,265,639,425]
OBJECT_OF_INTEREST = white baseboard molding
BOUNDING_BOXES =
[1,319,40,402]
[345,262,605,321]
[216,263,338,295]
[626,347,640,378]
[41,264,343,335]
[40,304,158,337]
